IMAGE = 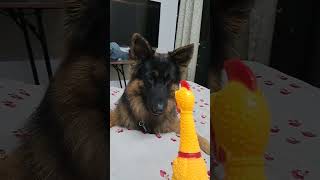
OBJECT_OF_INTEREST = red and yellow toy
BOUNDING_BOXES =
[211,59,271,180]
[172,80,209,180]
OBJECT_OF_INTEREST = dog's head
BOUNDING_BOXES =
[129,33,194,116]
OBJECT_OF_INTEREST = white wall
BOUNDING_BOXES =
[151,0,179,52]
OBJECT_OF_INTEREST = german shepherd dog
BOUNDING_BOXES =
[110,33,210,155]
[0,0,107,179]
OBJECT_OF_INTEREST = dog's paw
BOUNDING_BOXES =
[198,135,210,155]
[201,141,210,155]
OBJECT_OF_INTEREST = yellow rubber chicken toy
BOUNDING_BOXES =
[211,59,271,180]
[172,80,208,180]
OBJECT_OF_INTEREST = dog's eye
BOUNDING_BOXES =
[147,76,153,81]
[146,74,153,83]
[151,71,158,78]
[164,74,171,82]
[146,71,158,83]
[165,76,172,85]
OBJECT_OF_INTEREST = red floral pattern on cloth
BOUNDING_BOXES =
[291,169,309,180]
[280,88,292,95]
[290,83,301,88]
[278,74,288,80]
[264,80,274,86]
[264,153,274,161]
[160,169,170,179]
[301,131,317,138]
[12,128,32,140]
[116,128,124,133]
[286,137,301,144]
[288,120,302,127]
[8,93,24,100]
[156,133,162,138]
[18,89,31,96]
[270,126,280,133]
[2,100,16,108]
[201,114,207,119]
[170,137,177,142]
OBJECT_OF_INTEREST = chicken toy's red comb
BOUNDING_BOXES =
[224,58,257,91]
[180,80,190,90]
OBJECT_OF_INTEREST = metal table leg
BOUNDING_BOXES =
[121,64,127,87]
[112,64,123,88]
[35,9,53,80]
[18,10,40,85]
[1,8,53,85]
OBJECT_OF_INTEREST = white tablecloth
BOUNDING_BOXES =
[0,79,45,159]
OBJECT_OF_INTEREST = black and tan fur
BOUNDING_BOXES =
[110,33,210,155]
[0,0,107,179]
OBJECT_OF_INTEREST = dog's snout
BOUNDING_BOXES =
[157,103,164,112]
[152,103,164,115]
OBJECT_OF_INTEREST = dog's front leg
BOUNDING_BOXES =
[197,134,210,155]
[110,110,118,128]
[170,120,210,155]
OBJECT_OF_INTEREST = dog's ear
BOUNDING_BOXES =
[169,44,194,68]
[129,33,154,60]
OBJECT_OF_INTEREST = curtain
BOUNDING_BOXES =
[175,0,204,81]
[248,0,278,65]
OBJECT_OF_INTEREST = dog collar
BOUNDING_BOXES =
[138,121,148,133]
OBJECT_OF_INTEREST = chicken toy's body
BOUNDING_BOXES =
[171,81,208,180]
[211,60,271,180]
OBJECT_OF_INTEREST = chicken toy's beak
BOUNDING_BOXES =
[180,80,191,90]
[176,80,191,113]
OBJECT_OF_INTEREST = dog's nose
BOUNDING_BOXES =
[152,103,164,115]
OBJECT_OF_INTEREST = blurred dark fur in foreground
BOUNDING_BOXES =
[0,0,107,179]
[209,0,253,92]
